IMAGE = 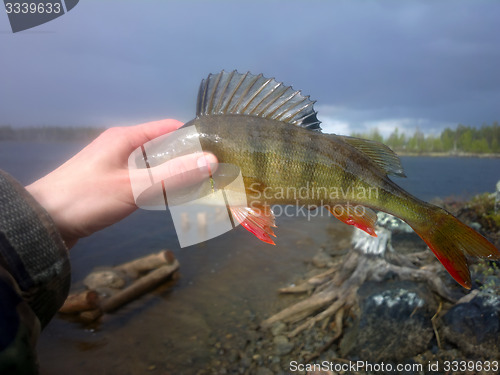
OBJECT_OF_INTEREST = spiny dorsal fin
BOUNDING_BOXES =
[197,70,321,131]
[338,135,406,177]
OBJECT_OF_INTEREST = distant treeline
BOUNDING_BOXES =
[0,126,105,142]
[351,122,500,154]
[2,123,500,154]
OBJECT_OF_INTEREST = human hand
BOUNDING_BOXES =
[26,119,217,248]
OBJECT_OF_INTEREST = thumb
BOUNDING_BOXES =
[129,152,218,209]
[154,152,218,191]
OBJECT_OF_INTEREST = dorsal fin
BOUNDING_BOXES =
[338,135,406,177]
[196,70,321,131]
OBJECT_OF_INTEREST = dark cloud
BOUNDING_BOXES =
[1,1,499,135]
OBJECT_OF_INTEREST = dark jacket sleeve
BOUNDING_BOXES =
[0,170,70,374]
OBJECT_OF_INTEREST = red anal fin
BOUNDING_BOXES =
[230,205,277,245]
[327,205,378,237]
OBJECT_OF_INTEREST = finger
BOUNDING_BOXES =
[129,152,218,203]
[154,152,218,191]
[127,119,184,151]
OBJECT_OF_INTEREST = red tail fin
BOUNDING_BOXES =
[410,209,500,289]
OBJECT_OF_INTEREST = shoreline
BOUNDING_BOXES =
[1,139,499,158]
[396,151,500,158]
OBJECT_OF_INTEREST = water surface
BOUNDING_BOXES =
[1,141,499,374]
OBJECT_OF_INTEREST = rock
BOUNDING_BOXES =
[93,286,120,298]
[227,349,239,363]
[352,226,392,255]
[376,212,412,233]
[239,353,251,368]
[255,367,274,375]
[441,289,500,358]
[270,321,287,336]
[469,221,482,231]
[83,269,126,289]
[312,251,333,268]
[273,335,294,356]
[340,280,435,362]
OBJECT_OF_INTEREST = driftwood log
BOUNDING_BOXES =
[59,250,179,321]
[261,225,456,341]
[59,290,100,314]
[115,250,176,278]
[100,260,179,313]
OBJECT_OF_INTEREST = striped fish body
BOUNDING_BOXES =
[173,71,499,289]
[187,114,390,208]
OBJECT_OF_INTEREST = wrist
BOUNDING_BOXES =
[26,179,78,248]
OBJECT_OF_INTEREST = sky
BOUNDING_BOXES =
[1,0,500,137]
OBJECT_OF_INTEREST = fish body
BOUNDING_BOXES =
[168,71,500,288]
[191,114,404,208]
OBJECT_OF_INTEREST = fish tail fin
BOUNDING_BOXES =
[409,207,500,289]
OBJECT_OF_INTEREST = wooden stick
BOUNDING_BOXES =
[305,308,345,362]
[59,290,100,314]
[79,309,103,323]
[100,260,179,313]
[431,301,443,350]
[114,250,175,278]
[278,282,314,294]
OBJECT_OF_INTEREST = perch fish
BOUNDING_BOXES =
[159,70,500,288]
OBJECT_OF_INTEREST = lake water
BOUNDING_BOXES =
[1,141,499,374]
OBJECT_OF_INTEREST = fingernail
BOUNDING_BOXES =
[197,156,213,175]
[197,156,207,169]
[198,154,216,175]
